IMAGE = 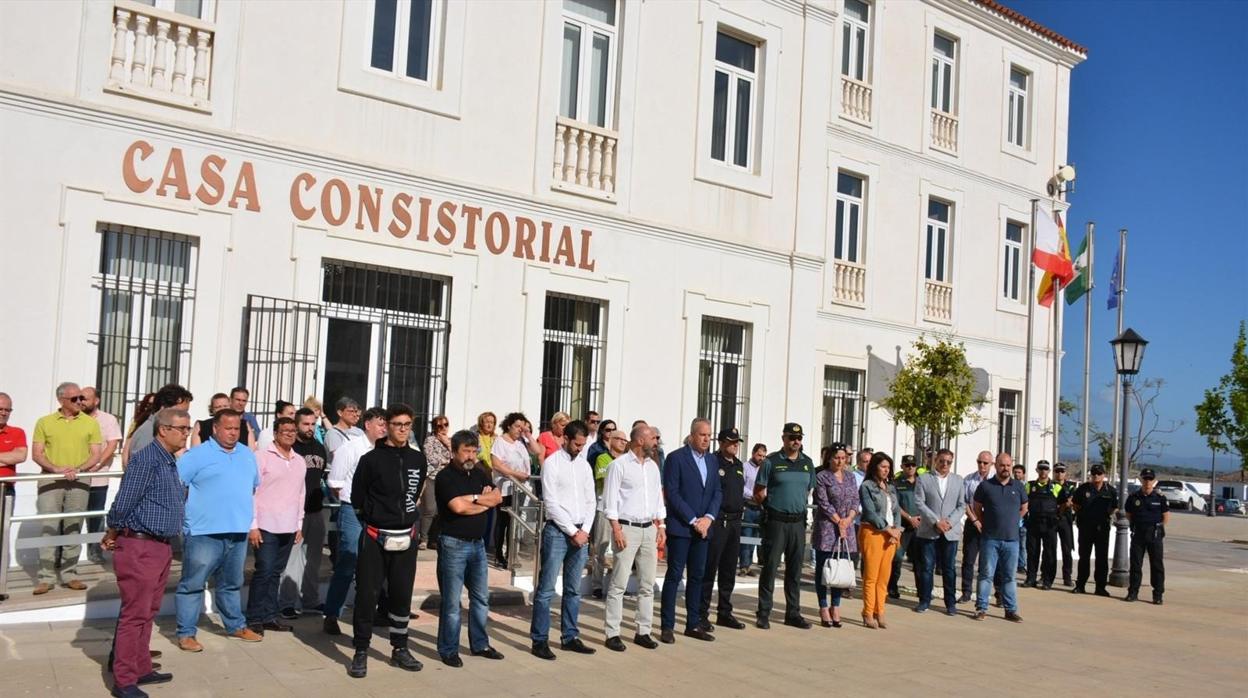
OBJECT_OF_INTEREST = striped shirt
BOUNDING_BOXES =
[107,440,185,539]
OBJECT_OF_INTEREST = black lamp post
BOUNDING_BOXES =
[1108,328,1148,587]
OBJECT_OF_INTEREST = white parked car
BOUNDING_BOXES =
[1156,480,1205,512]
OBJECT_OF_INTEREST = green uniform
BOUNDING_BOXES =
[889,475,920,594]
[756,450,815,621]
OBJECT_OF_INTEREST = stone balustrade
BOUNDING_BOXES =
[832,260,867,307]
[840,76,872,123]
[924,279,953,323]
[105,0,214,112]
[930,109,958,152]
[552,117,618,201]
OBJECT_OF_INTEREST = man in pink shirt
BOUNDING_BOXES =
[82,386,122,564]
[245,417,305,634]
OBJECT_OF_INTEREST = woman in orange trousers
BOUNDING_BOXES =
[858,452,902,628]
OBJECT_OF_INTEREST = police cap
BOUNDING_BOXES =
[1089,464,1106,476]
[717,427,742,443]
[1139,468,1156,480]
[782,422,803,437]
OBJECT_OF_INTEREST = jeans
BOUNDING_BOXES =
[814,549,849,609]
[176,533,249,637]
[246,530,295,625]
[436,534,491,657]
[1016,524,1027,572]
[739,508,761,568]
[976,538,1019,613]
[324,505,363,619]
[530,522,589,644]
[279,508,327,610]
[916,536,959,609]
[662,533,709,631]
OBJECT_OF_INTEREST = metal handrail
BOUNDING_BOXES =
[503,474,544,577]
[0,471,126,483]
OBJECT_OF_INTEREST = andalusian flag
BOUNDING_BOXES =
[1064,232,1092,305]
[1035,205,1074,308]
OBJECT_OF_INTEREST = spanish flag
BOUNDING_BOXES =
[1035,205,1074,308]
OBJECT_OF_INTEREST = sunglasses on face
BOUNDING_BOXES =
[63,396,86,402]
[784,435,802,442]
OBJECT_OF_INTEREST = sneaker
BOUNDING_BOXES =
[347,651,367,679]
[390,647,423,671]
[279,607,300,620]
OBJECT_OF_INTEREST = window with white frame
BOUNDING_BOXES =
[369,0,437,82]
[94,224,198,430]
[841,0,871,82]
[711,30,759,169]
[1003,220,1024,301]
[133,0,215,20]
[924,199,952,282]
[1007,66,1029,148]
[931,33,957,114]
[698,317,750,438]
[540,294,606,430]
[997,389,1020,457]
[834,172,865,263]
[560,0,618,129]
[822,367,865,448]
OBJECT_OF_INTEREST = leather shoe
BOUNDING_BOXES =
[560,638,596,654]
[716,615,746,630]
[531,642,557,660]
[110,686,148,698]
[1071,586,1086,594]
[659,628,676,644]
[1153,597,1164,606]
[605,636,627,652]
[887,589,901,599]
[347,650,367,678]
[755,616,771,630]
[1021,579,1035,588]
[440,653,463,668]
[972,610,986,621]
[149,650,162,660]
[32,583,52,596]
[957,593,971,604]
[262,620,293,632]
[696,620,714,633]
[913,603,929,614]
[323,617,341,635]
[230,628,263,642]
[177,636,203,653]
[1005,611,1023,623]
[63,579,88,591]
[1094,588,1112,597]
[784,616,812,630]
[135,671,172,686]
[633,633,658,649]
[390,647,423,671]
[683,628,715,642]
[471,647,505,660]
[1124,592,1138,602]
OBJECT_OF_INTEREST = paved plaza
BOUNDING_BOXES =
[2,513,1245,697]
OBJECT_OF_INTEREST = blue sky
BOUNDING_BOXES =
[1010,0,1248,465]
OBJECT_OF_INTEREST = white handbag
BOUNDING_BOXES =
[822,538,856,590]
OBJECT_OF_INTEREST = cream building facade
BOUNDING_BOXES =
[0,0,1085,484]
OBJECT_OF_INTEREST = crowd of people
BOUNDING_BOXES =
[0,384,1172,697]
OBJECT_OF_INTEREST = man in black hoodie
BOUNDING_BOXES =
[346,404,428,679]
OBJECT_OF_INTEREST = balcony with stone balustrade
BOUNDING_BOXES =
[551,117,618,202]
[923,279,953,324]
[105,0,214,113]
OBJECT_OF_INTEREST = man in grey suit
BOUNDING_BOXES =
[914,448,965,615]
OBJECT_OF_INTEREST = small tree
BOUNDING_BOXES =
[1194,388,1231,514]
[1223,322,1248,476]
[880,337,986,458]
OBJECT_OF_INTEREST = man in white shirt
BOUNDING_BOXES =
[322,408,387,635]
[601,425,666,651]
[959,450,994,603]
[529,420,597,660]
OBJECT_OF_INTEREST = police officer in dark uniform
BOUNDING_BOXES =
[1071,464,1118,596]
[698,428,748,632]
[1053,463,1076,586]
[1125,468,1169,604]
[1024,461,1061,589]
[753,422,816,630]
[888,455,921,599]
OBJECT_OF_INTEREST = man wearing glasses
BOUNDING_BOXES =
[753,423,815,630]
[958,451,994,604]
[31,381,104,594]
[345,404,428,678]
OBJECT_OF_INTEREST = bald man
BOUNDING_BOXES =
[958,451,994,604]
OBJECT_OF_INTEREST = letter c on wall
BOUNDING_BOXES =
[289,172,317,221]
[122,140,155,193]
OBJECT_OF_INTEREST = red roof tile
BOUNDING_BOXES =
[971,0,1088,56]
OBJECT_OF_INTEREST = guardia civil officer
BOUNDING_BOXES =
[698,428,748,631]
[1125,468,1168,604]
[1023,461,1060,590]
[753,423,815,629]
[1053,463,1076,586]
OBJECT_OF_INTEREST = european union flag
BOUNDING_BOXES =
[1107,245,1122,310]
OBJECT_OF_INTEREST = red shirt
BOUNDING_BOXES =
[0,424,27,478]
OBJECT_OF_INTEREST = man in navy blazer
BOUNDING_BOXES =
[659,418,721,644]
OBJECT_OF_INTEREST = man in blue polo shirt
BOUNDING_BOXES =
[971,452,1028,623]
[174,409,261,651]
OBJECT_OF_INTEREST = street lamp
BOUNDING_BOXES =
[1108,328,1148,587]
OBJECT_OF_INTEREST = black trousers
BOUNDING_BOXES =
[961,521,982,597]
[756,518,805,620]
[1056,516,1074,581]
[1128,523,1165,597]
[1076,521,1111,590]
[1026,516,1058,585]
[700,517,742,621]
[888,527,918,593]
[352,533,418,651]
[493,495,513,562]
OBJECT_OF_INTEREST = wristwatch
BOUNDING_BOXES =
[472,494,479,504]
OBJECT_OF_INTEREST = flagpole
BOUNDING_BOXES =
[1109,229,1127,481]
[1080,223,1095,481]
[1023,199,1039,468]
[1053,275,1063,468]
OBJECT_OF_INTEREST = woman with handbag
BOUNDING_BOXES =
[858,452,902,629]
[813,443,859,628]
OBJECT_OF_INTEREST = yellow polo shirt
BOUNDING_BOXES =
[32,411,102,469]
